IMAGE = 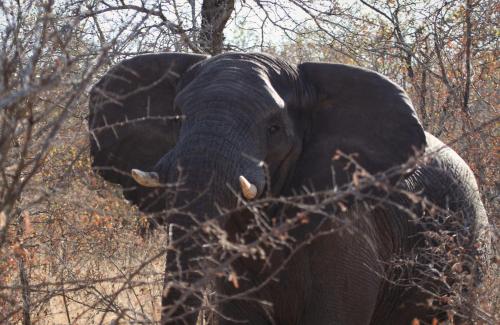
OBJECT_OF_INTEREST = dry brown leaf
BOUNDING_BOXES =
[297,212,309,224]
[228,271,239,288]
[22,211,33,237]
[0,211,6,230]
[13,244,28,259]
[338,201,348,212]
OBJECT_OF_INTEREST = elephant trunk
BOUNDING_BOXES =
[156,112,267,205]
[157,129,265,324]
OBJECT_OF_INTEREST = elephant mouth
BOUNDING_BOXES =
[131,150,268,212]
[157,154,294,205]
[269,145,300,196]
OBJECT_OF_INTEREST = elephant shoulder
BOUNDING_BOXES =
[410,133,486,220]
[406,132,491,266]
[422,132,482,205]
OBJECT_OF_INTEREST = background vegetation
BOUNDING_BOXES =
[0,0,497,323]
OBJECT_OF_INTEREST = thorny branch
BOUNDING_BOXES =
[0,0,496,324]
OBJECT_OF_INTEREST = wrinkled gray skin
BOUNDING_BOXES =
[88,53,491,324]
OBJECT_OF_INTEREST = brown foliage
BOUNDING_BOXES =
[0,0,497,324]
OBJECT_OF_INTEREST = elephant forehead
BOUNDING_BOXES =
[176,64,286,115]
[260,70,286,109]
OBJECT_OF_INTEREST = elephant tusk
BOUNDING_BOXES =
[131,169,161,187]
[239,175,257,200]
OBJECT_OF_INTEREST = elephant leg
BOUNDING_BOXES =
[300,230,383,325]
[382,287,450,325]
[161,248,203,325]
[298,268,381,324]
[161,289,200,325]
[214,277,274,325]
[216,301,274,325]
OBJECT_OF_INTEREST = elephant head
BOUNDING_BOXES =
[88,52,426,323]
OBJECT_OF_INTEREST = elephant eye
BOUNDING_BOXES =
[268,124,281,135]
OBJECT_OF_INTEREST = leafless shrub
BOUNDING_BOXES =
[0,1,497,324]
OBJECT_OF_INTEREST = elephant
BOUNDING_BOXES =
[88,52,491,324]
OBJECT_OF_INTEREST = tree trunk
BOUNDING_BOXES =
[199,0,235,54]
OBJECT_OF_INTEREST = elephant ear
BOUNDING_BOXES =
[297,62,426,185]
[89,53,208,209]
